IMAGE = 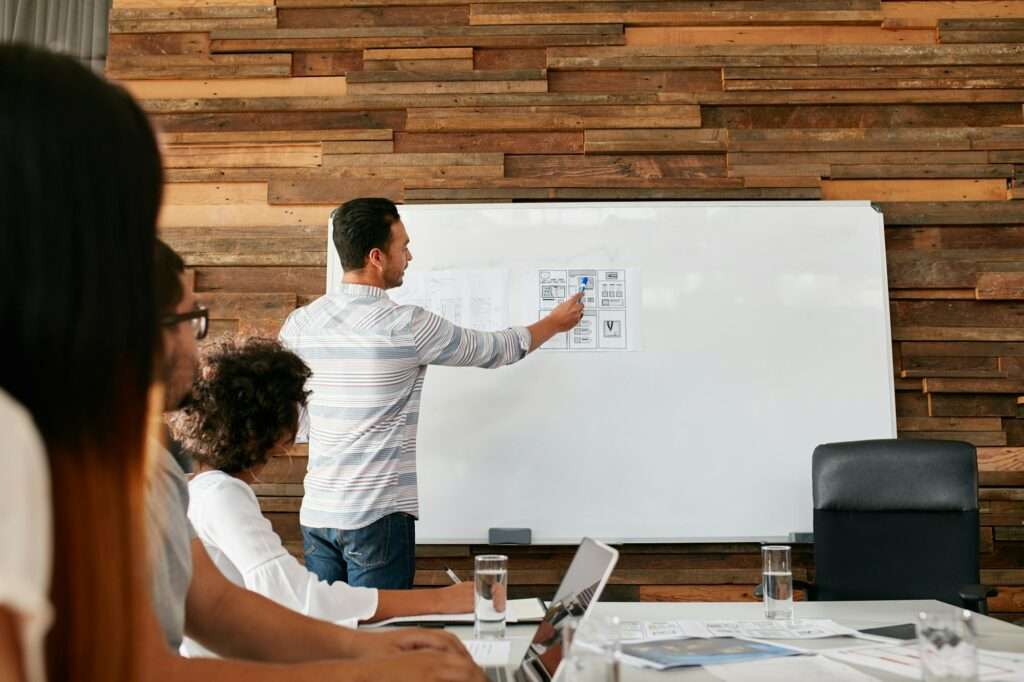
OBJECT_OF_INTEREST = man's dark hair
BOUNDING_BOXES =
[155,239,185,316]
[331,197,401,271]
[171,337,312,474]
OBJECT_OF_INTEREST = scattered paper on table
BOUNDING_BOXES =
[465,639,512,666]
[707,654,882,682]
[825,644,1024,681]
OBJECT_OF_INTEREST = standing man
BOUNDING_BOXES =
[280,198,584,589]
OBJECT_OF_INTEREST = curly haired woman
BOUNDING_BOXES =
[170,337,473,658]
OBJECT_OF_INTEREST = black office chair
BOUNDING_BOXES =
[810,439,996,614]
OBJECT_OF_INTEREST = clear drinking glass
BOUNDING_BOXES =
[562,616,622,682]
[761,545,793,621]
[474,554,508,639]
[917,610,978,682]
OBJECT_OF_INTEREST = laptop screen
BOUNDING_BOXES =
[513,538,619,682]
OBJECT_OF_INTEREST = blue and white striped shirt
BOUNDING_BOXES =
[280,283,531,530]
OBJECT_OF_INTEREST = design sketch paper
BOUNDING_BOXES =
[392,270,510,331]
[537,268,632,351]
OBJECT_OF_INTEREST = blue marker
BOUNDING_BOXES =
[578,276,589,295]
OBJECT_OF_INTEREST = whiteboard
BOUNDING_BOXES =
[326,201,895,543]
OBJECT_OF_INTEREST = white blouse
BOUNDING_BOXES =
[0,389,52,682]
[181,470,377,657]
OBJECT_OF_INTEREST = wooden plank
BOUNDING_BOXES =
[704,104,1022,129]
[268,177,403,204]
[474,48,548,70]
[742,176,822,188]
[345,69,548,95]
[548,69,723,94]
[832,165,1013,179]
[547,45,822,69]
[111,16,277,34]
[195,266,326,294]
[322,152,504,178]
[161,142,322,168]
[160,225,327,266]
[152,110,405,133]
[405,187,552,201]
[279,5,469,28]
[210,25,626,52]
[893,300,1024,329]
[109,5,275,18]
[547,186,820,199]
[106,54,292,80]
[978,273,1024,300]
[896,327,1024,343]
[585,129,727,153]
[696,88,1024,104]
[394,131,584,154]
[924,378,1024,394]
[121,76,346,99]
[929,394,1019,417]
[822,179,1008,202]
[940,19,1024,44]
[159,128,392,144]
[904,341,1024,358]
[726,77,1024,91]
[817,44,1024,66]
[731,151,990,166]
[362,59,475,72]
[729,128,977,153]
[108,32,211,57]
[163,182,268,205]
[626,26,932,46]
[291,51,363,76]
[405,105,700,131]
[879,202,1024,225]
[320,140,394,153]
[504,154,725,180]
[365,48,474,61]
[159,204,336,228]
[470,1,884,27]
[882,2,1024,30]
[637,585,761,602]
[725,66,1024,81]
[200,292,297,320]
[979,447,1024,472]
[143,93,674,115]
[114,0,275,6]
[905,431,1009,446]
[898,417,1004,431]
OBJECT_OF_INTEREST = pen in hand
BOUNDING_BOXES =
[444,566,462,584]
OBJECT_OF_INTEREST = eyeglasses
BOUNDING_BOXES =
[162,305,208,340]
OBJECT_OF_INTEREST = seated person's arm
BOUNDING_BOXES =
[0,607,24,682]
[142,589,482,682]
[184,539,469,663]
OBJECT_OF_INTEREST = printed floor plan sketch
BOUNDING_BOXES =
[539,269,628,351]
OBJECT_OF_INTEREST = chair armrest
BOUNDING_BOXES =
[958,584,998,615]
[754,579,814,600]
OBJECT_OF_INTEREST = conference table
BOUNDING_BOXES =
[445,600,1024,680]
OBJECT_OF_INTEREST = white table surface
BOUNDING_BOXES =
[445,600,1024,681]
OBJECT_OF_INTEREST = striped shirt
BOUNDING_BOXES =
[280,283,531,530]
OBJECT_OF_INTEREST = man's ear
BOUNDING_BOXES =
[365,247,384,271]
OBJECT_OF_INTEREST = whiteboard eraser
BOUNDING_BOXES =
[488,528,532,545]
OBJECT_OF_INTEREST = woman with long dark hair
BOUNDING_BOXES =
[0,43,163,681]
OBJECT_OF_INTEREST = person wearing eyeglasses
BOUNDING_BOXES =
[149,240,485,680]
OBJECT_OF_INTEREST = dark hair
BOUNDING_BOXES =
[331,197,401,271]
[0,44,162,681]
[171,337,311,474]
[155,239,186,315]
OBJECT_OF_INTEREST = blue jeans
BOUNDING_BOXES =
[301,512,416,589]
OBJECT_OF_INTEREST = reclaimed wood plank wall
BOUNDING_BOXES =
[107,0,1024,619]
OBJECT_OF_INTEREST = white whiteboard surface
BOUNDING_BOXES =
[326,201,895,543]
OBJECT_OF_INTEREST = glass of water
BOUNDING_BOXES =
[917,610,978,682]
[474,554,508,639]
[761,545,793,621]
[563,615,622,682]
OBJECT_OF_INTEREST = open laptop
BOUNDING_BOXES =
[484,537,619,682]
